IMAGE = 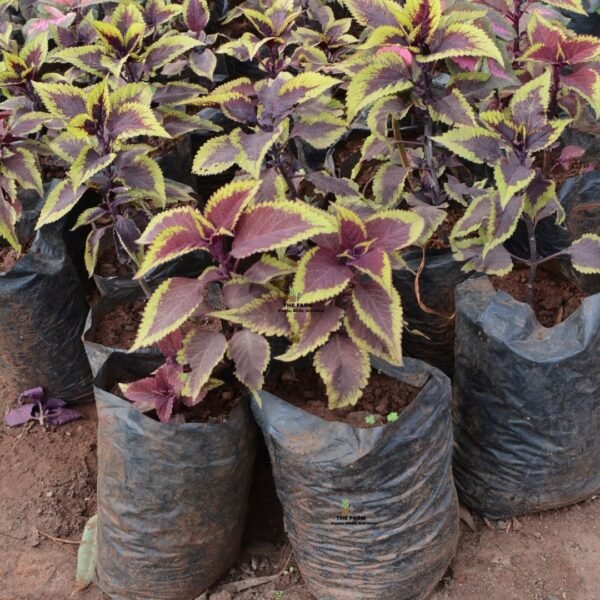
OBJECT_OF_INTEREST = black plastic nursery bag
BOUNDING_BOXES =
[453,277,600,520]
[94,354,257,600]
[0,213,92,413]
[253,357,459,600]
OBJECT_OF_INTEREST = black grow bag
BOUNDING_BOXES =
[393,249,472,376]
[94,353,257,600]
[453,277,600,520]
[0,211,92,413]
[253,357,459,600]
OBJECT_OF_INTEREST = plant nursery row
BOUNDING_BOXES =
[0,0,599,597]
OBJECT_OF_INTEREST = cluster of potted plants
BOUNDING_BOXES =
[1,0,599,597]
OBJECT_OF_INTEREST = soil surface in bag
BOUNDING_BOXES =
[269,365,421,428]
[490,266,584,328]
[255,357,459,600]
[453,276,600,520]
[0,208,92,413]
[83,290,158,377]
[94,353,257,600]
[393,249,472,376]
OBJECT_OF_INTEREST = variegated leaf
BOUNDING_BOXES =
[36,179,86,228]
[351,277,402,362]
[132,277,209,350]
[365,210,424,252]
[211,292,291,336]
[144,34,200,71]
[192,134,239,175]
[34,82,87,120]
[231,201,335,259]
[567,234,600,274]
[347,53,413,120]
[107,102,170,140]
[179,328,228,399]
[314,333,370,409]
[433,126,504,164]
[228,330,269,390]
[183,0,210,33]
[205,179,257,233]
[277,304,344,362]
[69,147,115,189]
[293,247,352,303]
[244,256,296,284]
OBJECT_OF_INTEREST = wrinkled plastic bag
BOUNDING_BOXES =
[94,353,257,600]
[253,357,459,600]
[453,277,600,519]
[0,199,92,413]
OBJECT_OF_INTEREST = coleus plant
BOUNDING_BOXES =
[218,0,357,76]
[437,71,600,303]
[128,179,335,410]
[337,0,508,238]
[22,0,104,41]
[52,1,201,85]
[192,71,344,198]
[32,79,185,277]
[0,31,49,112]
[473,0,588,66]
[518,12,600,118]
[277,203,426,408]
[0,110,48,251]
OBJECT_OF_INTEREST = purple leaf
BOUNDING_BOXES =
[18,387,45,403]
[5,404,35,427]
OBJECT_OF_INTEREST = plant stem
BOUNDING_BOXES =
[392,117,410,168]
[424,115,441,199]
[524,215,537,306]
[139,277,152,299]
[420,66,441,201]
[547,63,561,118]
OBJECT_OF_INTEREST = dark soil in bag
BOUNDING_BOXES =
[83,289,159,377]
[393,249,472,376]
[254,357,459,600]
[0,201,92,414]
[94,353,257,600]
[453,276,600,520]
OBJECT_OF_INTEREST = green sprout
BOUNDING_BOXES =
[340,498,351,511]
[365,415,376,425]
[387,412,399,423]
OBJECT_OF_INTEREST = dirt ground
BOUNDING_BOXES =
[1,401,600,600]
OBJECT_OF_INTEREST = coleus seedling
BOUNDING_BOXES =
[52,1,200,85]
[119,330,215,423]
[519,13,600,117]
[434,71,569,209]
[0,31,49,112]
[0,110,48,251]
[218,0,302,77]
[438,71,600,303]
[5,386,83,427]
[192,71,344,197]
[276,203,425,408]
[22,0,103,40]
[474,0,588,66]
[338,0,507,235]
[33,79,179,275]
[130,179,335,404]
